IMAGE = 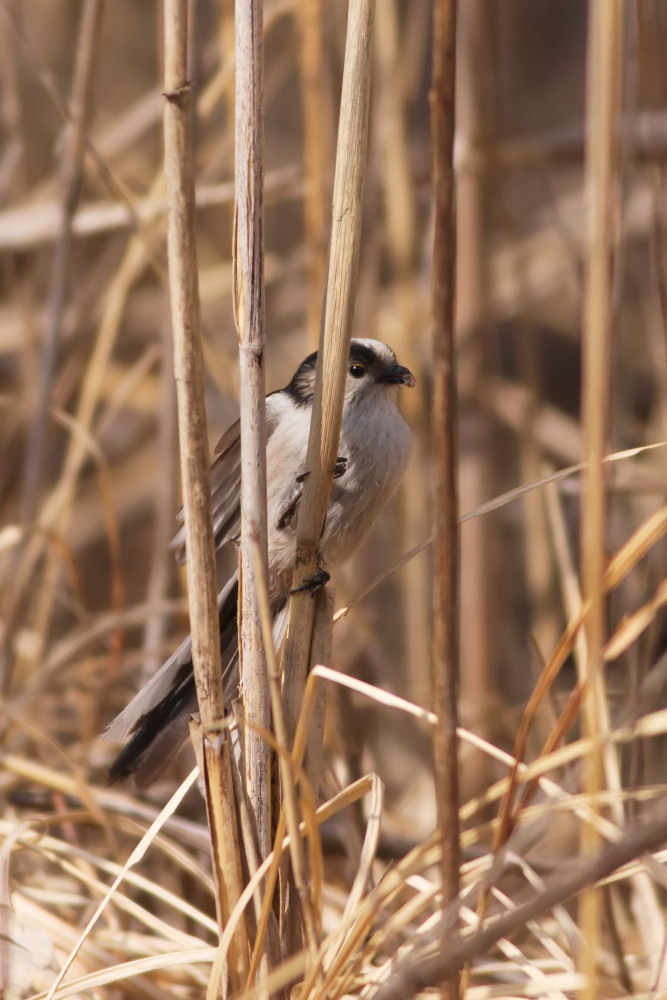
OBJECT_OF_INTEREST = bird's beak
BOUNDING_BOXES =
[378,364,416,388]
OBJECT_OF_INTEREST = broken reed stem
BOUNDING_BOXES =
[579,2,622,996]
[20,0,104,527]
[234,0,271,864]
[283,0,375,744]
[162,0,247,985]
[430,2,461,1000]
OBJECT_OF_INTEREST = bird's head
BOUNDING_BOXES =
[285,339,415,407]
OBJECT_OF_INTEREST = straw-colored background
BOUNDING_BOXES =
[2,1,667,997]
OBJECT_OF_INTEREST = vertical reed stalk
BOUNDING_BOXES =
[281,0,375,956]
[579,2,622,997]
[431,2,460,1000]
[234,0,271,864]
[162,0,248,987]
[283,0,375,744]
[455,0,494,794]
[299,0,329,350]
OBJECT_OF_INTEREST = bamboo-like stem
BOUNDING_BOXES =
[234,0,271,864]
[283,0,375,745]
[298,0,328,350]
[579,3,622,998]
[430,2,460,1000]
[20,0,104,527]
[162,0,247,987]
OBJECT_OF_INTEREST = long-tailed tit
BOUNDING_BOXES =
[106,339,415,784]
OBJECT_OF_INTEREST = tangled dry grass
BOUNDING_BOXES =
[2,1,667,998]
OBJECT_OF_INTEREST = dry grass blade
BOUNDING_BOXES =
[373,814,667,1000]
[43,769,198,1000]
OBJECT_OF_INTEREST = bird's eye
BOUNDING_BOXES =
[349,363,366,379]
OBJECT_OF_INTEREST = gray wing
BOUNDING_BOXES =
[170,393,284,564]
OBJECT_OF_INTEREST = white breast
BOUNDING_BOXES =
[321,386,412,566]
[265,385,412,593]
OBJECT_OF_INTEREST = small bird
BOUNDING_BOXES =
[106,339,415,785]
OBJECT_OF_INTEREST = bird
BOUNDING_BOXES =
[105,338,415,785]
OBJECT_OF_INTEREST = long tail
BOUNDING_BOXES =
[106,575,240,785]
[106,576,290,786]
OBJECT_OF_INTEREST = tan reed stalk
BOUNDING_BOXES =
[455,0,495,796]
[234,0,272,866]
[373,0,431,709]
[279,0,375,959]
[162,0,248,988]
[142,315,178,682]
[431,2,460,1000]
[249,534,320,963]
[298,0,328,350]
[282,0,375,744]
[579,3,622,996]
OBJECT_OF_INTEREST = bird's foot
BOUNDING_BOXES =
[290,568,330,597]
[331,456,348,478]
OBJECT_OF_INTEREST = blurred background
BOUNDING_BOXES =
[1,0,667,992]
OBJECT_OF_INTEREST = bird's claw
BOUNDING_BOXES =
[332,456,348,479]
[290,568,330,597]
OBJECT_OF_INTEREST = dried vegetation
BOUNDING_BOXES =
[1,1,667,998]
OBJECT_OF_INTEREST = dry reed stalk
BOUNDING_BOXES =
[234,0,272,865]
[455,0,494,797]
[20,0,104,527]
[142,314,178,682]
[283,0,375,740]
[250,534,320,964]
[298,0,329,349]
[304,588,332,800]
[579,2,622,995]
[431,3,460,1000]
[280,0,375,951]
[162,0,247,988]
[373,0,431,708]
